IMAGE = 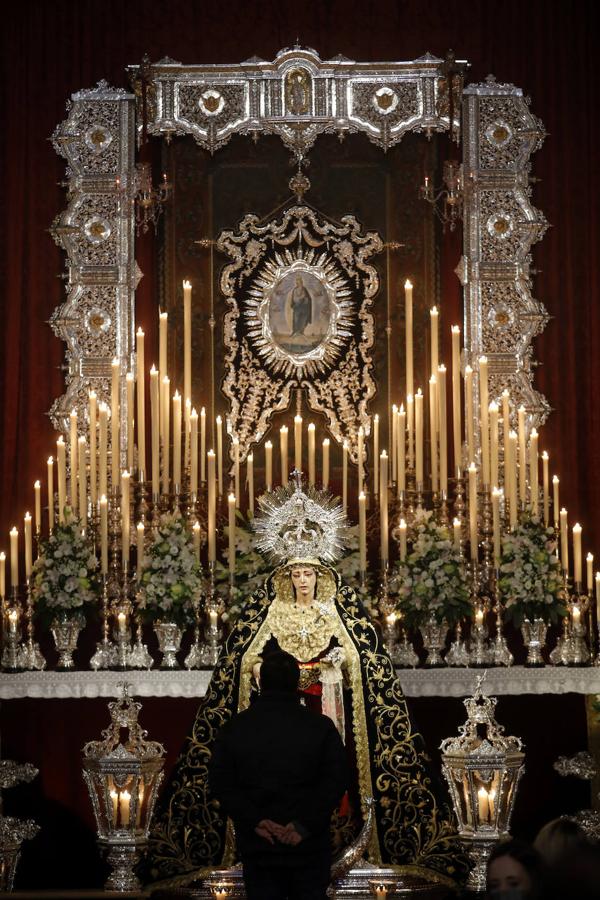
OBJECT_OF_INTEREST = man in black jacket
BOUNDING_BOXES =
[209,650,348,900]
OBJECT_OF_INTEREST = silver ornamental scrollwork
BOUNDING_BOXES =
[218,205,382,463]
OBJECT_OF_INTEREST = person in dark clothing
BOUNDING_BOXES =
[209,650,348,900]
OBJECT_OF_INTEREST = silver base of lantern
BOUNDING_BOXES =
[461,834,500,893]
[102,839,144,892]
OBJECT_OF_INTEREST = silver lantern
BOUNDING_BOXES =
[440,673,525,893]
[82,683,165,892]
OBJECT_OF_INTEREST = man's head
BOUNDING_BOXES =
[260,651,300,693]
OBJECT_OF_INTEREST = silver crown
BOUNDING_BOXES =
[253,473,348,565]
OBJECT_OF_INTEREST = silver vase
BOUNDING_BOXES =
[419,617,448,666]
[521,617,547,666]
[51,613,85,669]
[154,622,183,668]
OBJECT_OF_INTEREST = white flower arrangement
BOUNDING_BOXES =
[498,516,567,626]
[138,512,203,627]
[389,508,472,628]
[31,512,99,625]
[214,510,272,623]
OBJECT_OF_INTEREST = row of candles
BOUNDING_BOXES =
[0,279,597,607]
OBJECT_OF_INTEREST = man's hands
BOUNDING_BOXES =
[254,819,303,846]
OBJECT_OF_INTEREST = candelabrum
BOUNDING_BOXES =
[440,674,525,893]
[90,576,117,670]
[2,590,22,671]
[489,577,513,667]
[565,586,590,666]
[82,684,165,891]
[16,580,46,670]
[446,622,470,667]
[0,759,40,890]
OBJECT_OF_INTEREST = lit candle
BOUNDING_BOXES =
[430,306,439,379]
[357,426,364,495]
[553,476,560,529]
[322,439,330,491]
[190,408,198,495]
[518,405,527,506]
[342,439,348,511]
[479,357,490,486]
[573,523,582,585]
[280,425,288,485]
[265,440,273,491]
[397,405,406,495]
[586,553,594,593]
[228,493,236,575]
[468,462,478,561]
[110,790,119,826]
[10,527,18,587]
[120,790,131,827]
[111,358,120,489]
[209,609,218,630]
[595,572,600,622]
[183,280,192,407]
[78,437,87,527]
[438,365,448,494]
[560,509,569,573]
[429,376,438,492]
[161,376,170,494]
[216,415,224,496]
[47,457,54,531]
[247,453,254,517]
[492,487,502,566]
[136,329,146,479]
[207,451,216,563]
[477,787,490,825]
[149,367,160,497]
[99,402,109,500]
[399,518,407,561]
[172,391,182,489]
[294,414,303,472]
[542,452,550,526]
[573,604,581,626]
[34,480,41,534]
[0,553,5,599]
[159,309,168,393]
[508,431,518,529]
[488,789,496,822]
[70,408,78,512]
[404,280,414,399]
[373,414,379,496]
[358,491,367,573]
[465,365,475,464]
[136,522,144,576]
[121,471,130,564]
[24,514,32,579]
[200,407,206,483]
[57,437,67,523]
[233,437,240,508]
[453,517,461,552]
[100,495,108,575]
[125,372,135,474]
[451,325,462,476]
[391,404,398,485]
[308,423,316,486]
[415,389,424,486]
[406,393,414,468]
[193,521,201,561]
[502,389,510,483]
[475,607,484,627]
[529,428,539,516]
[117,611,127,634]
[489,401,499,491]
[380,451,388,564]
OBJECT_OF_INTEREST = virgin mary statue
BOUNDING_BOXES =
[144,483,469,890]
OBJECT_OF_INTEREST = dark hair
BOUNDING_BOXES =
[487,839,547,899]
[260,651,300,693]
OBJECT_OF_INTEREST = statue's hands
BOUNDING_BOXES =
[322,646,345,668]
[254,818,282,844]
[278,822,304,846]
[252,661,262,686]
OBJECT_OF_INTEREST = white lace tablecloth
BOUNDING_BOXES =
[1,666,599,699]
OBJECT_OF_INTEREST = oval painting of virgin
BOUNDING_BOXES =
[268,270,332,356]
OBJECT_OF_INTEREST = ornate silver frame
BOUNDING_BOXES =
[50,49,549,456]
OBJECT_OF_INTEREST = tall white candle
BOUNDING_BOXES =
[407,393,415,469]
[492,487,502,566]
[172,391,182,489]
[429,376,438,492]
[342,440,348,511]
[100,495,108,575]
[479,357,490,486]
[247,453,254,517]
[193,521,201,561]
[542,452,550,526]
[78,437,87,528]
[453,517,461,552]
[47,457,54,531]
[529,428,539,516]
[161,376,170,495]
[294,415,303,472]
[183,280,192,408]
[280,425,288,485]
[233,437,240,508]
[397,404,406,495]
[200,407,206,483]
[415,389,424,487]
[136,522,144,577]
[560,508,569,573]
[33,480,42,537]
[586,552,594,593]
[502,389,510,485]
[596,573,600,622]
[468,463,478,562]
[465,365,475,464]
[518,406,527,506]
[404,280,414,399]
[451,326,462,476]
[111,358,120,489]
[391,405,398,485]
[322,439,330,491]
[228,493,236,575]
[190,408,198,495]
[357,426,365,495]
[207,451,216,563]
[573,523,583,585]
[149,367,160,497]
[57,437,67,523]
[126,373,135,474]
[24,514,32,580]
[159,311,168,416]
[399,518,407,561]
[70,408,78,512]
[136,329,146,479]
[358,492,367,573]
[0,553,5,598]
[9,527,18,587]
[380,452,388,564]
[489,401,499,490]
[430,306,439,379]
[216,415,223,496]
[438,365,448,494]
[373,414,379,497]
[308,423,316,486]
[121,471,130,564]
[508,430,518,529]
[265,440,273,491]
[553,476,560,529]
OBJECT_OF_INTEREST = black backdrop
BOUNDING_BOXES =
[1,0,599,888]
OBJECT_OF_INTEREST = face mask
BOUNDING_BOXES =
[489,890,527,900]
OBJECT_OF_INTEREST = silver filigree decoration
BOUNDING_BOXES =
[554,751,598,781]
[253,482,348,565]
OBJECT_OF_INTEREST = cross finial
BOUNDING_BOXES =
[290,469,303,491]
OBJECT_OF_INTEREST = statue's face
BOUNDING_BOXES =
[290,566,316,600]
